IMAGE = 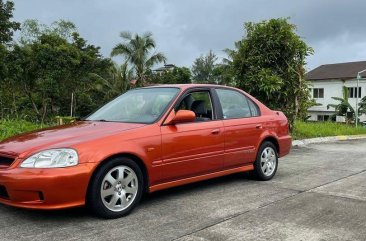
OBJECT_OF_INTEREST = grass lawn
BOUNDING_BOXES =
[1,119,366,142]
[293,120,366,140]
[0,119,48,141]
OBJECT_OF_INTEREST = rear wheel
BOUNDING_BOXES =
[87,157,144,219]
[253,142,278,181]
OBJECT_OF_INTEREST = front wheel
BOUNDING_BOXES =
[87,157,144,219]
[253,142,278,181]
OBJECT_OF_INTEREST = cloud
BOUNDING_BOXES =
[12,0,366,70]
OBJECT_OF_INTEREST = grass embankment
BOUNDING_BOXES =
[1,119,366,141]
[0,119,48,141]
[292,120,366,140]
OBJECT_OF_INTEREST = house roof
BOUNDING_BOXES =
[306,61,366,80]
[153,64,176,72]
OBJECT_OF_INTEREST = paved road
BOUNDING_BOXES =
[1,140,366,241]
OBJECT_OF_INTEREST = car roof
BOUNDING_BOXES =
[141,84,237,91]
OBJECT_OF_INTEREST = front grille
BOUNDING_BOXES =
[0,185,9,199]
[0,156,15,168]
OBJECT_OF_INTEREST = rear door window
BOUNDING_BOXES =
[216,89,259,119]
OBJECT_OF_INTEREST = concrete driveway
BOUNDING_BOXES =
[1,140,366,241]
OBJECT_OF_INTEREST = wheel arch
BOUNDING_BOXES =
[258,136,280,155]
[86,153,150,197]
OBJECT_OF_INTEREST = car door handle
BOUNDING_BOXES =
[256,124,263,129]
[211,129,220,135]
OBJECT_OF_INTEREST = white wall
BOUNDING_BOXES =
[308,78,366,122]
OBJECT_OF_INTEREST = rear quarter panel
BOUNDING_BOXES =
[258,111,292,158]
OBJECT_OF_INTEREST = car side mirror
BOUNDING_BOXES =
[165,110,196,125]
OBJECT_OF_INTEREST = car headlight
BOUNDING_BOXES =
[20,149,79,168]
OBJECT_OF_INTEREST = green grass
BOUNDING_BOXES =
[0,119,49,141]
[293,120,366,140]
[1,119,366,142]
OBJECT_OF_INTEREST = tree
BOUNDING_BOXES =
[172,67,192,84]
[231,18,313,130]
[91,62,134,100]
[0,0,20,44]
[0,44,6,78]
[212,64,235,86]
[0,43,15,119]
[212,45,240,86]
[0,0,20,102]
[192,50,218,84]
[19,19,77,44]
[149,66,191,84]
[5,28,112,122]
[68,32,113,117]
[111,32,166,86]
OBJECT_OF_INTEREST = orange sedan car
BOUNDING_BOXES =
[0,84,291,218]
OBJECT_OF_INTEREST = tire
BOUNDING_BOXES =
[87,157,144,219]
[252,141,278,181]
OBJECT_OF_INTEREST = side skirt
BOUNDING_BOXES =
[149,164,254,193]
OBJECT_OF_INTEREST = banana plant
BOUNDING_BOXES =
[359,96,366,116]
[327,86,355,123]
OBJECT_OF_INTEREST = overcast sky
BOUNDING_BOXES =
[12,0,366,71]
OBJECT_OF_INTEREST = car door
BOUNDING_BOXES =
[215,88,263,169]
[160,89,225,182]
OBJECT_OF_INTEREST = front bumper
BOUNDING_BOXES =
[0,163,95,209]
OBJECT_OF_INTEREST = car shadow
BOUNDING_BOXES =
[143,172,254,202]
[0,172,254,220]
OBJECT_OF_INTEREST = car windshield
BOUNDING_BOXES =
[86,87,180,124]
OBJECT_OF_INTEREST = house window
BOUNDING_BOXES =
[313,88,324,98]
[348,87,362,98]
[317,115,330,121]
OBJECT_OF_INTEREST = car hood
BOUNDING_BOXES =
[0,121,146,157]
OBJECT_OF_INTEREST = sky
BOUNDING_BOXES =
[11,0,366,71]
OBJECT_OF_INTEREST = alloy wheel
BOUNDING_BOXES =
[100,165,139,212]
[260,147,277,177]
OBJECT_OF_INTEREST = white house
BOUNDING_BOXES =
[306,61,366,122]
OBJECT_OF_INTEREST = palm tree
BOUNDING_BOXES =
[91,62,133,100]
[222,41,241,66]
[111,32,166,86]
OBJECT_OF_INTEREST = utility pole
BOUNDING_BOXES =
[70,92,74,117]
